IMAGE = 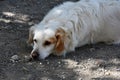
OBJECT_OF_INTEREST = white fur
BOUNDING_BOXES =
[29,0,120,59]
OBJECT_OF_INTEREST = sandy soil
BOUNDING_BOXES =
[0,0,120,80]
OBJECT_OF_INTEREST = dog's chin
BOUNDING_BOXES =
[30,55,48,60]
[38,52,51,60]
[30,52,53,60]
[30,54,39,60]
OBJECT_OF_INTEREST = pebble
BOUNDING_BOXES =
[58,61,61,64]
[47,62,49,64]
[22,66,29,72]
[28,22,34,26]
[10,55,19,62]
[89,48,95,52]
[79,78,83,80]
[105,71,110,76]
[39,62,42,65]
[24,55,32,62]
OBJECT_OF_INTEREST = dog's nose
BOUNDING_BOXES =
[31,51,39,59]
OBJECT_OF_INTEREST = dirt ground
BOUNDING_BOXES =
[0,0,120,80]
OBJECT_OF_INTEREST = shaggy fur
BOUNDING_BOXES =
[28,0,120,59]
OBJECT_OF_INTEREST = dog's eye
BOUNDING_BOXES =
[33,39,37,43]
[44,41,51,46]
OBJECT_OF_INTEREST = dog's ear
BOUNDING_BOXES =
[55,28,65,54]
[27,26,35,44]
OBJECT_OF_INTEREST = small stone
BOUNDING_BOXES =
[79,78,83,80]
[58,61,61,64]
[105,71,110,75]
[90,48,95,52]
[40,62,42,64]
[28,22,34,26]
[62,75,65,79]
[24,55,32,62]
[10,55,19,62]
[47,62,49,64]
[22,66,29,72]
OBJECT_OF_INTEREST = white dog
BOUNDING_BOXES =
[28,0,120,59]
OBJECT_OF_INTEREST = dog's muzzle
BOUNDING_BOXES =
[31,51,39,59]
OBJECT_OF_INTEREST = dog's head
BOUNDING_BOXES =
[28,25,66,59]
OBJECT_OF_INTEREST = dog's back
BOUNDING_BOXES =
[91,0,120,44]
[42,0,120,44]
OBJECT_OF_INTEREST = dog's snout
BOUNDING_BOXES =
[31,51,39,59]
